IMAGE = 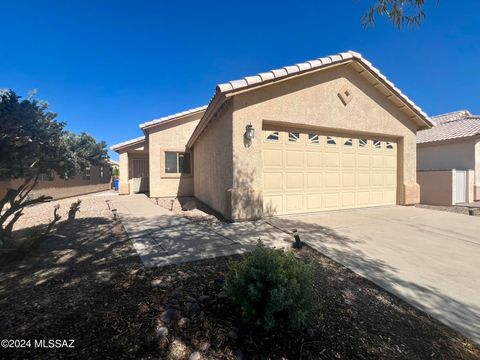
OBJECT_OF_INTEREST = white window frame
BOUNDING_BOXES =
[164,151,191,175]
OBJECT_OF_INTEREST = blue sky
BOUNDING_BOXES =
[1,1,479,160]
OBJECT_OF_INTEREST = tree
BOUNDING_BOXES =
[0,90,108,246]
[361,0,436,29]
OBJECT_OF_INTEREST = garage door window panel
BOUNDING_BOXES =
[288,132,301,143]
[265,131,280,142]
[308,134,320,145]
[326,136,337,146]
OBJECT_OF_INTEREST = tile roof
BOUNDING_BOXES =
[110,136,145,151]
[417,116,480,144]
[215,50,431,124]
[431,110,471,124]
[189,50,433,148]
[139,105,207,129]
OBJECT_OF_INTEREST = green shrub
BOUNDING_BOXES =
[224,241,314,331]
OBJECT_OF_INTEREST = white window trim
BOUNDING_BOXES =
[265,131,280,142]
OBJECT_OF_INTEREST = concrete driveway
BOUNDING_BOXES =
[266,206,480,345]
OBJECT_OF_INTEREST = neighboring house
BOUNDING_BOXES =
[112,51,433,221]
[0,165,112,200]
[417,110,480,205]
[108,159,120,171]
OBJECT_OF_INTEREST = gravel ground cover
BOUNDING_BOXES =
[415,204,480,216]
[0,193,478,359]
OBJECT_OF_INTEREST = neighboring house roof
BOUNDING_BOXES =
[107,159,120,166]
[188,50,433,148]
[110,136,145,151]
[417,116,480,144]
[139,105,207,130]
[431,110,471,124]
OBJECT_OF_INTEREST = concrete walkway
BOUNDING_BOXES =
[266,206,480,345]
[111,194,292,267]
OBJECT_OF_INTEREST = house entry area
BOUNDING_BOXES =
[130,158,150,193]
[262,128,398,215]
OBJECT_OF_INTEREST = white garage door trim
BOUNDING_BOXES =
[262,127,398,215]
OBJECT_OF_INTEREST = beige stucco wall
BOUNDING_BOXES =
[193,101,233,217]
[417,140,476,171]
[0,166,111,200]
[226,64,421,220]
[418,138,478,201]
[417,170,454,205]
[148,113,202,198]
[117,142,148,195]
[475,140,480,200]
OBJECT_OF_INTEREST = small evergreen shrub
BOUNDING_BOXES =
[224,241,314,331]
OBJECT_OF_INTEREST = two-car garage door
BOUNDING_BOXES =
[262,128,398,215]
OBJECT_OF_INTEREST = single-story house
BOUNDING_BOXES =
[417,110,480,205]
[111,51,433,221]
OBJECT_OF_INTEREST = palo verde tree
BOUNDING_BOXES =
[361,0,437,29]
[0,89,108,246]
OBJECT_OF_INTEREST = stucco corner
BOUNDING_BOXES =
[226,187,263,222]
[474,185,480,201]
[119,183,130,195]
[402,183,420,205]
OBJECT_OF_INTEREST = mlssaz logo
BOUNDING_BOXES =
[34,339,75,348]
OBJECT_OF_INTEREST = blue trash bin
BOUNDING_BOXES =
[114,179,119,192]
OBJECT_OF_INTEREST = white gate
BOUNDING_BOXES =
[455,170,467,204]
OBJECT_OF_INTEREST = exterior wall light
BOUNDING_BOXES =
[245,124,255,141]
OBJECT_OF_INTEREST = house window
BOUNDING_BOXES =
[386,142,394,150]
[373,140,382,149]
[165,152,191,174]
[308,134,320,144]
[343,138,353,146]
[83,166,91,180]
[326,136,337,145]
[265,131,279,142]
[288,132,300,143]
[359,139,368,148]
[38,169,54,181]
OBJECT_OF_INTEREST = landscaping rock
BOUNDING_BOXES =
[190,303,201,313]
[185,295,197,303]
[168,340,189,360]
[161,309,180,324]
[198,295,210,303]
[228,329,239,341]
[234,349,245,360]
[216,291,227,299]
[189,351,201,360]
[151,279,163,287]
[177,317,189,329]
[199,341,210,352]
[155,325,169,338]
[158,337,169,350]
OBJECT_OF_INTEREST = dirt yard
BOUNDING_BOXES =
[0,193,479,359]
